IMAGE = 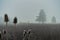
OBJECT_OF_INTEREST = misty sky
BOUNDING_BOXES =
[0,0,60,23]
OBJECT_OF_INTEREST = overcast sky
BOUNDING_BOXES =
[0,0,60,23]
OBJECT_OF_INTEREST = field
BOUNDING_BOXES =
[0,23,60,40]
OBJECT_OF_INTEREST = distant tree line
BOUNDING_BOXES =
[36,9,56,23]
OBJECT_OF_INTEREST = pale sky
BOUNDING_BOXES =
[0,0,60,23]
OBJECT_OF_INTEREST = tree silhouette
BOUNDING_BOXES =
[4,14,9,40]
[51,16,56,23]
[36,9,46,23]
[13,17,18,40]
[13,17,17,26]
[4,14,9,26]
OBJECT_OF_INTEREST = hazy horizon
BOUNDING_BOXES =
[0,0,60,23]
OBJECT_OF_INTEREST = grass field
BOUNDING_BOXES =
[0,23,60,40]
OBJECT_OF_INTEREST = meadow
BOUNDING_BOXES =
[0,23,60,40]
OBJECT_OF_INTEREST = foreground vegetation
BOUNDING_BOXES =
[0,23,60,40]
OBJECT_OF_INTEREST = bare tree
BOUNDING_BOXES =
[4,14,9,27]
[4,14,9,40]
[13,17,17,27]
[13,17,18,40]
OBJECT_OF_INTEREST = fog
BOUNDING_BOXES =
[0,0,60,23]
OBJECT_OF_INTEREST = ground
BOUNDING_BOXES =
[0,23,60,40]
